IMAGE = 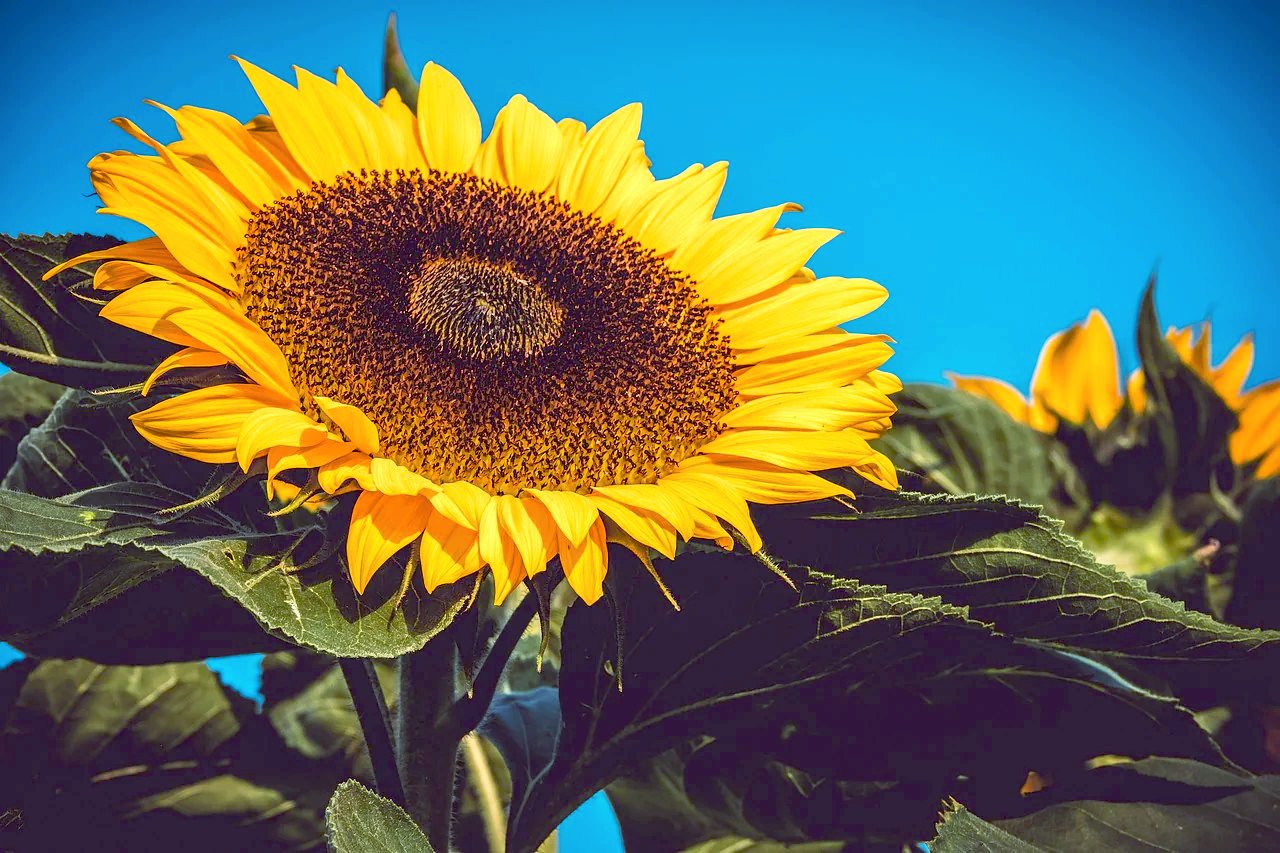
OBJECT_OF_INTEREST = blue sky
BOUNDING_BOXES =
[3,0,1277,849]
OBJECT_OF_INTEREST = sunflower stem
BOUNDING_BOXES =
[339,658,405,808]
[397,636,464,849]
[455,590,540,733]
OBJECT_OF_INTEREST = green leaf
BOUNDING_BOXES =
[0,233,174,388]
[876,383,1058,507]
[507,549,1222,851]
[325,780,433,853]
[992,758,1280,851]
[931,803,1042,853]
[0,371,62,478]
[1225,477,1280,629]
[0,392,467,660]
[382,14,419,112]
[263,652,395,781]
[756,487,1280,704]
[1134,279,1238,498]
[0,658,332,850]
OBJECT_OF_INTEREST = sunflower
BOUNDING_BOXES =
[49,59,899,605]
[950,310,1280,478]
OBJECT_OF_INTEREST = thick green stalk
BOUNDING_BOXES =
[397,637,463,850]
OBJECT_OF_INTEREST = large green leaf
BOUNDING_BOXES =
[0,370,62,478]
[325,780,432,853]
[505,549,1222,852]
[992,758,1280,851]
[756,487,1280,705]
[0,658,334,851]
[0,233,174,388]
[876,383,1058,507]
[0,392,466,660]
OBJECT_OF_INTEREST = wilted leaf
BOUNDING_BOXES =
[757,487,1280,705]
[0,658,330,851]
[0,392,466,660]
[0,234,174,388]
[877,383,1057,508]
[325,780,432,853]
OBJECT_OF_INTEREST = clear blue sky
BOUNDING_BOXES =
[3,0,1278,848]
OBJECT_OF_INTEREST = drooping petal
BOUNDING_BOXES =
[347,490,431,594]
[560,518,608,604]
[526,488,600,546]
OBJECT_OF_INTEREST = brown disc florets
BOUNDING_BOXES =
[236,169,738,494]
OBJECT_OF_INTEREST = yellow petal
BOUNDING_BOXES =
[717,277,887,350]
[697,228,841,306]
[947,374,1033,425]
[417,62,482,174]
[479,498,526,604]
[429,481,492,531]
[44,236,190,283]
[317,451,374,494]
[623,162,728,257]
[1212,333,1254,403]
[660,472,762,552]
[721,385,895,431]
[700,428,879,472]
[473,95,563,193]
[495,495,557,580]
[556,103,642,215]
[235,57,346,182]
[369,457,439,497]
[735,337,895,396]
[525,488,600,546]
[99,280,241,347]
[669,204,798,283]
[347,490,431,595]
[419,510,484,592]
[560,518,608,605]
[163,308,296,398]
[677,456,852,504]
[266,438,353,483]
[1232,379,1280,472]
[313,396,381,453]
[1029,310,1122,428]
[130,383,295,464]
[590,482,696,541]
[142,347,229,395]
[589,493,679,559]
[235,406,328,471]
[148,101,299,207]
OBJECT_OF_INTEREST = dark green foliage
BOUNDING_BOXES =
[0,234,174,388]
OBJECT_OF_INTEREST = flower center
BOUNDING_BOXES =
[237,169,737,494]
[407,257,565,361]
